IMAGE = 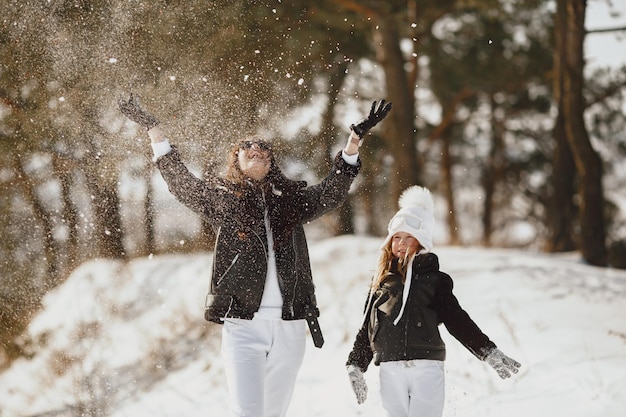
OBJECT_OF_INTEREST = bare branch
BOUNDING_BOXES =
[586,25,626,34]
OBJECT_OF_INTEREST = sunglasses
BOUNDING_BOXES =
[239,140,272,151]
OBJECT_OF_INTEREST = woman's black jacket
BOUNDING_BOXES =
[156,147,359,329]
[346,253,496,372]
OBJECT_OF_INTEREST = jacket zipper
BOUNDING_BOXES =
[216,253,240,286]
[288,232,298,317]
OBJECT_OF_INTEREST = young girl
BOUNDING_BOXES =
[345,186,521,417]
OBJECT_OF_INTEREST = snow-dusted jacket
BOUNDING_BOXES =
[346,253,496,372]
[155,147,360,325]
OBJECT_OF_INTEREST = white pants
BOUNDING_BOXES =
[221,316,306,417]
[379,360,445,417]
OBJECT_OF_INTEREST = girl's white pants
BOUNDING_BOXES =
[221,316,306,417]
[379,360,445,417]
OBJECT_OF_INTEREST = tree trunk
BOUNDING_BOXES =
[373,12,420,202]
[360,158,379,236]
[546,1,577,253]
[144,165,157,255]
[440,129,460,245]
[13,154,60,287]
[560,0,607,265]
[481,169,495,247]
[312,63,354,236]
[545,113,577,252]
[481,94,506,247]
[83,171,125,259]
[428,90,473,246]
[52,153,80,274]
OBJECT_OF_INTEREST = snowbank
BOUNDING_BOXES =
[1,236,625,417]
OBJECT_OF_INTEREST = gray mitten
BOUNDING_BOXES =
[485,348,521,379]
[346,364,367,404]
[118,93,160,130]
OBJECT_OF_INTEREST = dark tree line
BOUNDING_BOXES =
[1,0,625,366]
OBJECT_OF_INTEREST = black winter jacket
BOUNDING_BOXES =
[346,253,496,372]
[156,147,360,324]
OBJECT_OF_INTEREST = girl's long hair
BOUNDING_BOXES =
[371,239,422,290]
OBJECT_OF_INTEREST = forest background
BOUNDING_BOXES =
[1,0,625,368]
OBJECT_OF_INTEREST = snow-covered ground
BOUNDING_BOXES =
[1,235,625,417]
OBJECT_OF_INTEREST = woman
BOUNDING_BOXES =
[346,185,521,417]
[119,94,391,417]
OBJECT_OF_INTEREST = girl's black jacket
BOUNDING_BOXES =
[347,253,496,372]
[155,147,359,327]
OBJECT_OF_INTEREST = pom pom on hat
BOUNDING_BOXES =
[398,185,434,212]
[380,186,435,253]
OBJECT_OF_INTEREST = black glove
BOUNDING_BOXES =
[350,99,393,138]
[118,93,160,130]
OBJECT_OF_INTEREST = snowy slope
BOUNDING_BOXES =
[1,235,625,417]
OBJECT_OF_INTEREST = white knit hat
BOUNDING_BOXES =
[380,186,435,253]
